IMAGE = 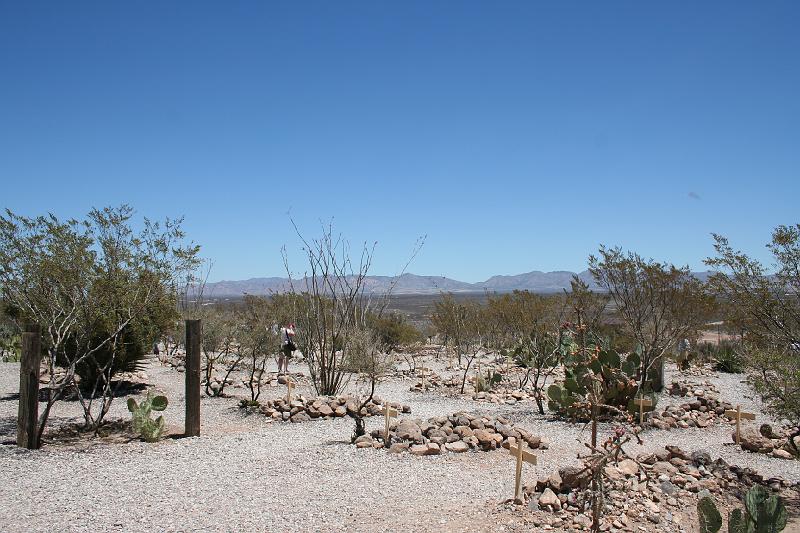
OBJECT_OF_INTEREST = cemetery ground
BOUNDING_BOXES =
[1,351,799,533]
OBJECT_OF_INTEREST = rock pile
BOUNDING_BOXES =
[258,396,411,423]
[408,371,461,391]
[523,445,796,531]
[647,395,734,430]
[472,389,535,405]
[734,425,799,459]
[354,412,547,456]
[668,379,719,397]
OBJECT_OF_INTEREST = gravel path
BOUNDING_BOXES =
[0,357,798,533]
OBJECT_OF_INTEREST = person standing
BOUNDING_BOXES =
[278,323,296,375]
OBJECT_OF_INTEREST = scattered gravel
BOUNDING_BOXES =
[0,356,797,532]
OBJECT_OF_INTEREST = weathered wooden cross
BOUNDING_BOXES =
[633,396,653,426]
[286,378,295,403]
[724,404,756,444]
[419,366,429,390]
[508,441,537,502]
[382,404,398,444]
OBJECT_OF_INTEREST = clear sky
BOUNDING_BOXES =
[1,2,798,282]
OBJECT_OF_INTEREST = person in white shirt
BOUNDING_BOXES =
[278,323,296,375]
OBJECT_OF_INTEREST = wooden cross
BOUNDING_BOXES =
[508,441,537,502]
[724,404,756,444]
[633,396,653,426]
[286,379,295,403]
[419,366,429,390]
[382,405,398,444]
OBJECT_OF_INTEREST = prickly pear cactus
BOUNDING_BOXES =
[547,342,646,420]
[697,496,722,533]
[727,485,787,533]
[127,392,168,443]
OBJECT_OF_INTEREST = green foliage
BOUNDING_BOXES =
[701,342,745,374]
[590,245,717,391]
[547,345,646,420]
[369,312,422,352]
[706,226,800,426]
[725,485,787,533]
[475,369,502,392]
[239,399,261,409]
[698,496,722,533]
[127,392,168,442]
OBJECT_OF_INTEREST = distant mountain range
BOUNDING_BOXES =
[200,269,711,298]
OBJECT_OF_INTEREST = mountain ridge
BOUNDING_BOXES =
[199,269,711,297]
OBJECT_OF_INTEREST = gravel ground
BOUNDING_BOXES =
[0,356,798,533]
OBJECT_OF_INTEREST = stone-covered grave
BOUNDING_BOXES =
[520,445,797,531]
[258,395,411,423]
[408,369,462,391]
[642,380,733,430]
[732,424,800,459]
[353,411,548,456]
[472,388,536,405]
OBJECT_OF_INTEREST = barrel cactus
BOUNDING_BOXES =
[127,392,168,442]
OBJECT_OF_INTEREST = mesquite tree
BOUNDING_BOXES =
[589,246,715,391]
[0,206,199,446]
[706,225,800,451]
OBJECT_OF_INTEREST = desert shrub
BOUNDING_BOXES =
[370,312,422,353]
[708,342,745,373]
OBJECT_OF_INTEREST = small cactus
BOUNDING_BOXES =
[127,392,168,442]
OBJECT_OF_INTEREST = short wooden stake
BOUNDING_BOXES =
[508,441,537,501]
[17,324,41,449]
[185,319,201,437]
[724,404,755,444]
[286,379,295,403]
[634,397,653,426]
[382,405,398,444]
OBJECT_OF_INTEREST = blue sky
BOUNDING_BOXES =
[1,2,798,282]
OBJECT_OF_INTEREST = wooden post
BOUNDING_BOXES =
[725,404,755,444]
[420,366,428,390]
[382,405,398,444]
[286,379,295,403]
[508,441,537,502]
[17,324,41,449]
[634,397,653,426]
[185,319,201,437]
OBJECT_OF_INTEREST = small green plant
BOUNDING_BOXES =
[697,485,787,533]
[701,341,745,373]
[127,392,168,442]
[239,399,261,409]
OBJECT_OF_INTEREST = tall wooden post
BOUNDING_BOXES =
[185,319,201,437]
[17,324,41,449]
